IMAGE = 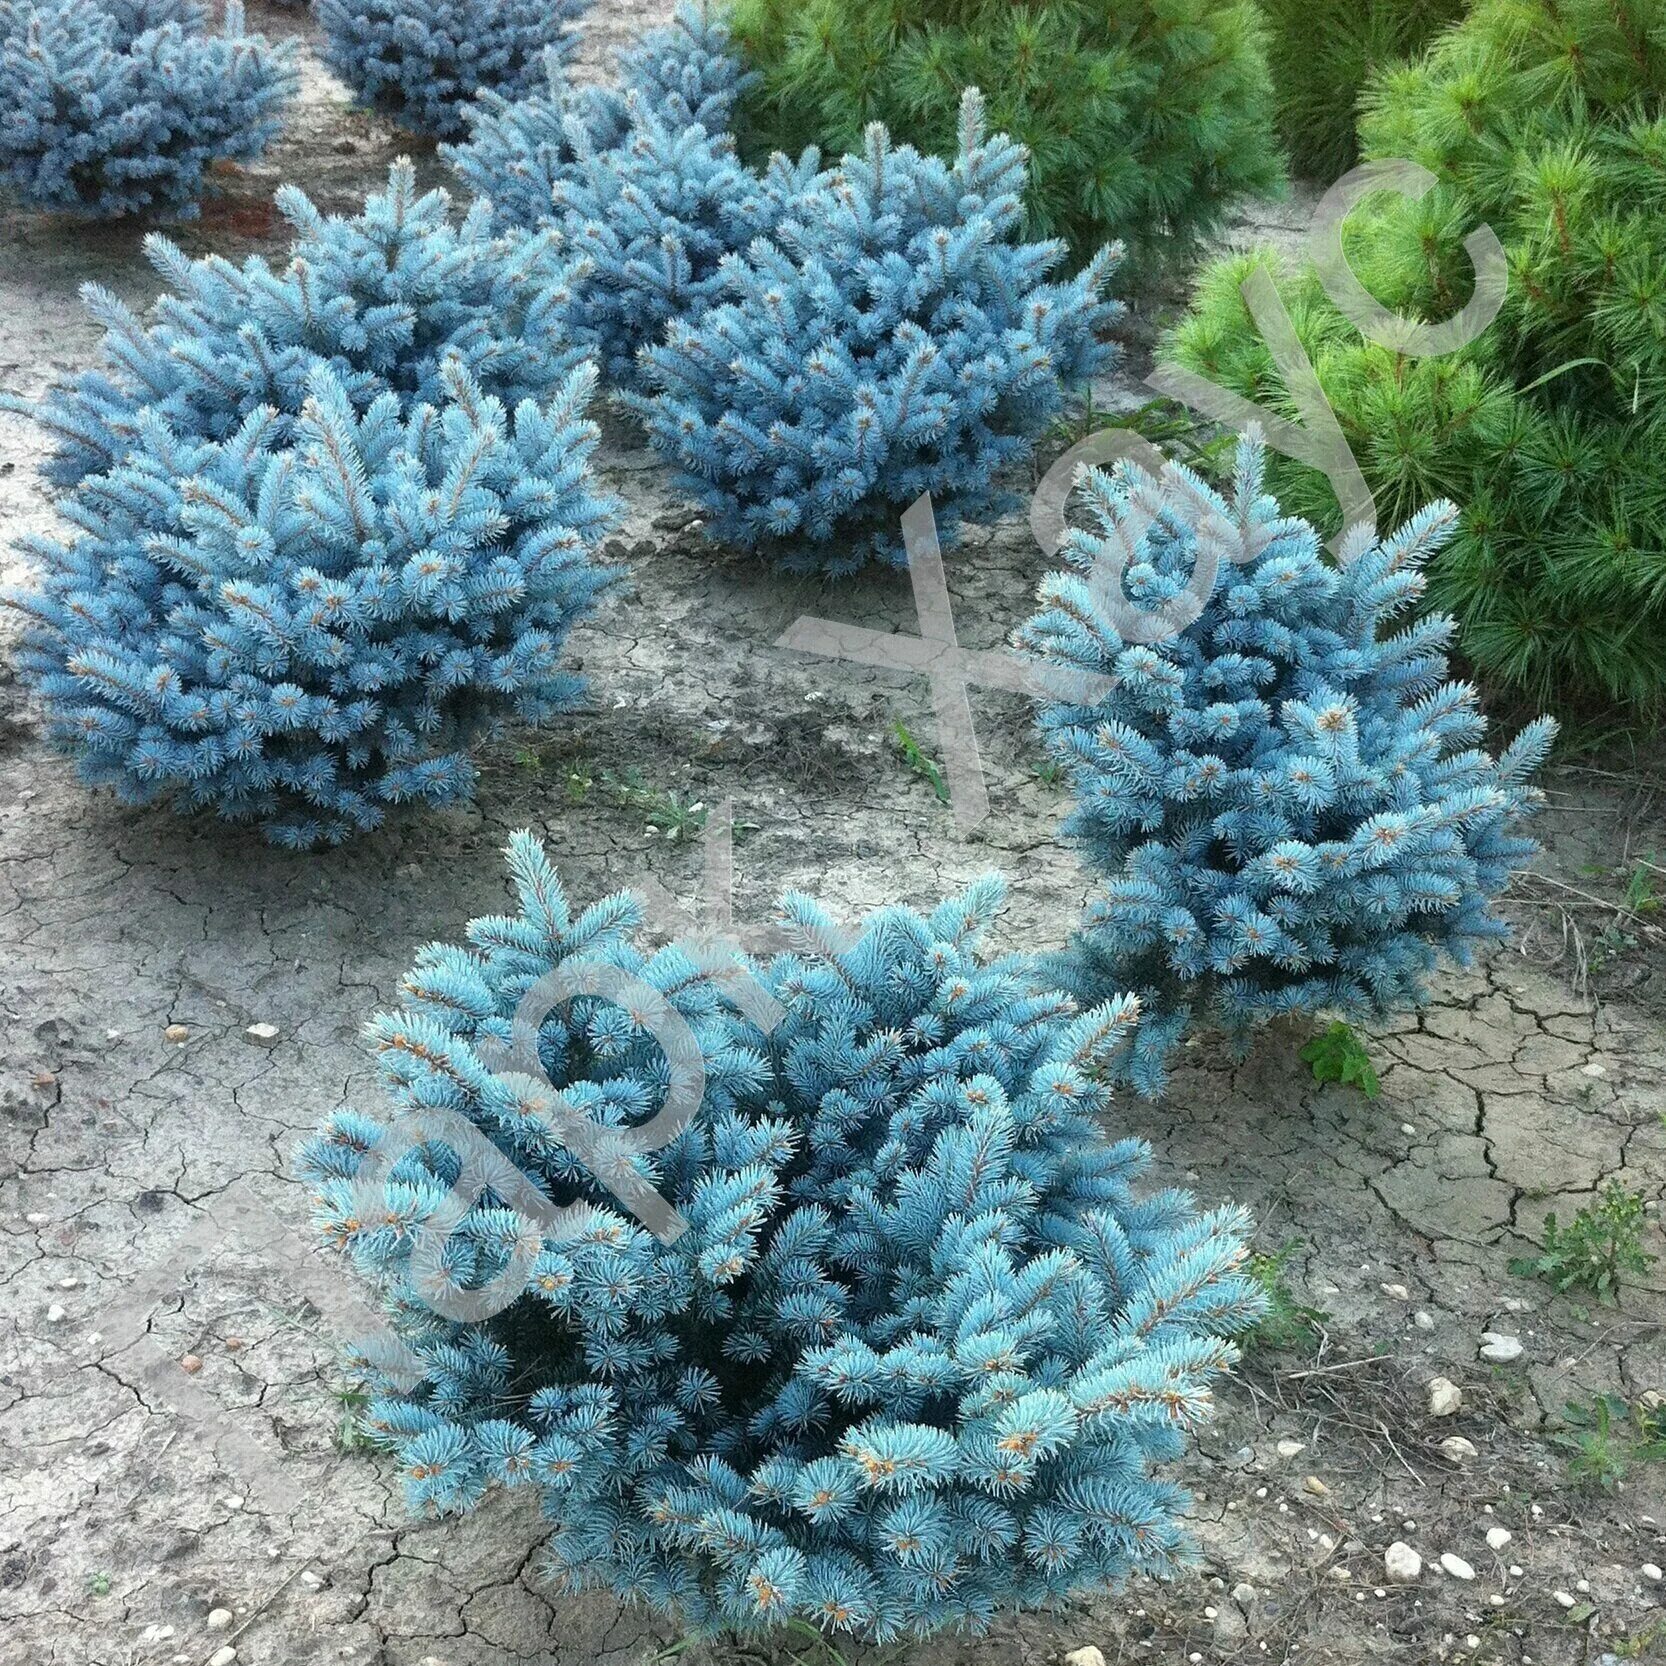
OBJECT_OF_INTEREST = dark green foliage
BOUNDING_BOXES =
[1166,0,1666,713]
[726,0,1283,284]
[1299,1021,1380,1098]
[1509,1183,1658,1302]
[1259,0,1462,180]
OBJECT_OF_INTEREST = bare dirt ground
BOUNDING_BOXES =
[1,7,1664,1665]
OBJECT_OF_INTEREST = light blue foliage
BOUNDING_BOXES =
[23,160,590,490]
[443,3,786,386]
[298,836,1263,1640]
[0,0,296,219]
[633,88,1121,574]
[1019,434,1558,1094]
[5,165,618,848]
[551,104,815,389]
[317,0,591,139]
[443,1,759,232]
[443,49,625,234]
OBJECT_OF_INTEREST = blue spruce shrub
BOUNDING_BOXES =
[6,165,618,848]
[443,47,625,233]
[448,4,810,389]
[608,0,758,136]
[633,88,1120,574]
[0,0,297,219]
[299,835,1264,1640]
[317,0,591,139]
[550,103,816,388]
[1018,434,1557,1095]
[24,160,589,491]
[444,1,760,232]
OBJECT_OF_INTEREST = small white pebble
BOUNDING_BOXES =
[1400,1123,1416,1136]
[207,1610,233,1631]
[208,1650,236,1666]
[1381,1283,1409,1301]
[1276,1439,1306,1459]
[1509,1565,1523,1577]
[244,1022,279,1044]
[1486,1527,1512,1550]
[300,1572,325,1590]
[1642,1563,1662,1582]
[1384,1543,1422,1583]
[1554,1592,1575,1609]
[1440,1553,1475,1581]
[1428,1377,1464,1417]
[1063,1649,1105,1666]
[1414,1311,1435,1331]
[44,1303,66,1323]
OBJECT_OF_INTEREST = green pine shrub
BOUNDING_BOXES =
[725,0,1284,285]
[1259,0,1462,179]
[1165,0,1666,713]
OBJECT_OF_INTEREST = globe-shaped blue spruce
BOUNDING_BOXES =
[299,834,1264,1641]
[442,47,626,234]
[1018,433,1558,1097]
[443,2,761,233]
[23,159,591,490]
[550,102,817,390]
[0,0,297,219]
[317,0,591,140]
[633,87,1121,574]
[443,3,797,388]
[5,164,618,848]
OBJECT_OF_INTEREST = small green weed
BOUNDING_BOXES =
[87,1572,111,1597]
[334,1384,372,1451]
[1613,1615,1666,1658]
[1621,857,1661,916]
[600,769,709,842]
[1242,1241,1328,1355]
[1589,924,1639,973]
[1552,1394,1666,1491]
[1300,1021,1380,1099]
[1509,1182,1657,1302]
[890,721,950,805]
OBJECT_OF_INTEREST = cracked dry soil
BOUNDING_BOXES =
[2,6,1664,1664]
